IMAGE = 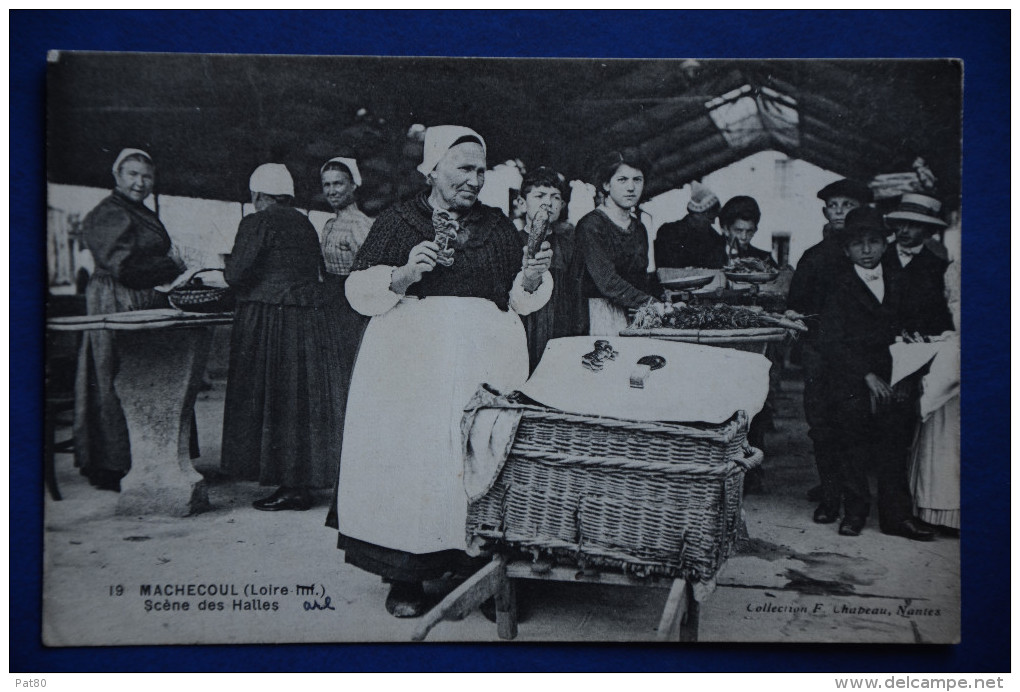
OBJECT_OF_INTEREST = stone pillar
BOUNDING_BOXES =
[114,327,213,517]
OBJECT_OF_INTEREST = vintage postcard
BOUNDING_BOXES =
[42,52,961,645]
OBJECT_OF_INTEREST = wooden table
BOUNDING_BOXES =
[47,308,233,517]
[412,555,699,642]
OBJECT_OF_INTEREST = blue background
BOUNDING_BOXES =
[11,10,1009,672]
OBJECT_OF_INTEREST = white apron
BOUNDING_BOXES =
[337,296,530,554]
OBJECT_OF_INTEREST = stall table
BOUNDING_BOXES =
[47,308,233,517]
[619,326,788,355]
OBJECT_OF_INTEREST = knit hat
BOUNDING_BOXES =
[249,163,294,197]
[112,148,153,175]
[417,125,487,177]
[687,182,719,213]
[885,193,947,228]
[320,157,362,187]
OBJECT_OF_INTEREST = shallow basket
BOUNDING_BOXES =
[167,269,235,314]
[466,409,761,582]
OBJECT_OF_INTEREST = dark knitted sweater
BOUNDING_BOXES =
[352,194,523,311]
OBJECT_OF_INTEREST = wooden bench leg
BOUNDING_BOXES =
[679,585,700,642]
[656,579,699,642]
[495,565,518,640]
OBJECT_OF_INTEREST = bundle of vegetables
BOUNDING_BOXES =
[630,301,807,332]
[724,257,774,273]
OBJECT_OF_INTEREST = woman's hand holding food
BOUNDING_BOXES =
[521,241,553,293]
[391,240,439,294]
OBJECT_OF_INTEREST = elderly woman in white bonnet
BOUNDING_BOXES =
[221,163,345,512]
[329,125,553,618]
[73,148,186,491]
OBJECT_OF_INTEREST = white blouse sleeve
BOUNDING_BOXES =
[508,270,553,316]
[345,265,404,316]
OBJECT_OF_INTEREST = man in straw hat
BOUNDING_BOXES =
[881,192,954,337]
[653,181,724,269]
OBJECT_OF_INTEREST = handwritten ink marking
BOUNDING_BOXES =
[303,596,335,611]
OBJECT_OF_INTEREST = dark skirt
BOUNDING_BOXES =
[221,300,346,488]
[337,533,489,584]
[323,273,369,376]
[73,273,168,476]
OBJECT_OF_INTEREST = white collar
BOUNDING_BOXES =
[854,263,884,282]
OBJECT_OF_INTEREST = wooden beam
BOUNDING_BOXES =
[411,555,506,642]
[635,116,722,160]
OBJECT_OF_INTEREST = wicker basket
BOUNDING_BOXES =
[466,409,761,582]
[167,269,234,313]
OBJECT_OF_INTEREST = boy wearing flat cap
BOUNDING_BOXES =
[787,179,873,519]
[816,207,934,542]
[881,193,954,337]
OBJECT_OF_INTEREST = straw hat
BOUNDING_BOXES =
[885,193,947,228]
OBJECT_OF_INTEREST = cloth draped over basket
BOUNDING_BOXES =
[461,337,769,591]
[517,336,771,424]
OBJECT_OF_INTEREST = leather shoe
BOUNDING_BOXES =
[882,518,936,542]
[813,504,840,524]
[87,468,124,492]
[252,488,312,512]
[838,516,866,537]
[385,582,427,618]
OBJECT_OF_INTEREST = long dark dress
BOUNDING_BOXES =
[567,207,656,336]
[73,190,183,480]
[221,204,345,489]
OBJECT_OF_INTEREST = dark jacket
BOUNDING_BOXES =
[654,213,726,269]
[572,208,656,307]
[787,235,854,337]
[351,193,524,311]
[817,268,904,406]
[225,204,326,306]
[726,243,774,264]
[881,244,954,337]
[82,190,181,290]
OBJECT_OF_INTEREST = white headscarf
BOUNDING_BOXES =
[112,148,153,175]
[249,163,295,196]
[416,125,487,177]
[320,157,362,187]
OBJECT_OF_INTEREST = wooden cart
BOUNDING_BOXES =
[414,407,762,641]
[413,555,699,642]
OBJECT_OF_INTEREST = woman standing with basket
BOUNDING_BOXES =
[73,148,186,491]
[567,150,668,336]
[330,126,553,618]
[221,163,345,512]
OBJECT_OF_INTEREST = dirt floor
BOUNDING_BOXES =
[41,369,960,646]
